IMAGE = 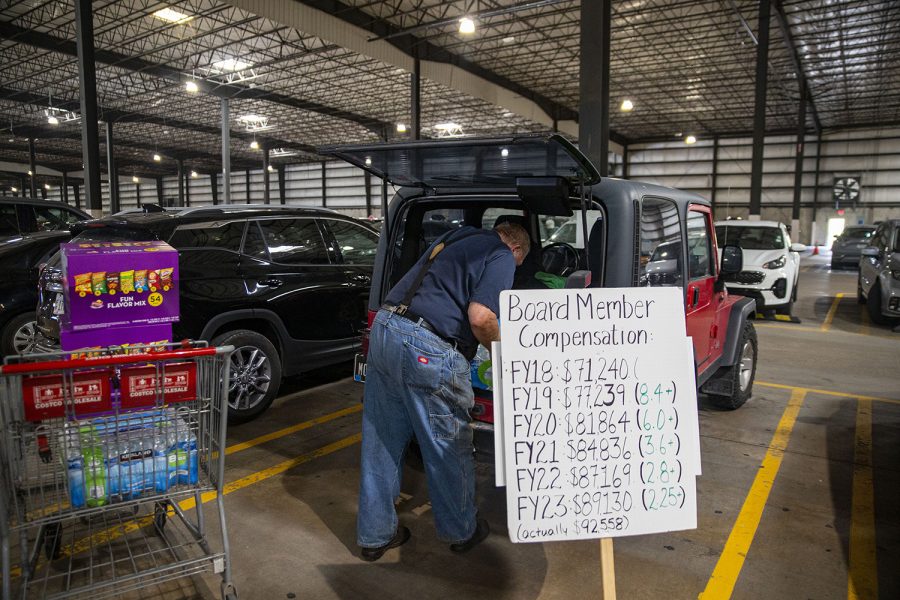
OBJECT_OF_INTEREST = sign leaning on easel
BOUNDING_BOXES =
[493,287,702,598]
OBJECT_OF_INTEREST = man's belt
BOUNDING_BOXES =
[381,304,477,361]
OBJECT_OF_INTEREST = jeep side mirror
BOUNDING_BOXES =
[720,245,743,275]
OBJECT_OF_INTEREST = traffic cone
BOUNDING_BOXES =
[812,245,819,255]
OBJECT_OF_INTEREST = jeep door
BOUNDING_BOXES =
[240,217,360,370]
[319,217,379,336]
[168,219,247,340]
[684,206,718,369]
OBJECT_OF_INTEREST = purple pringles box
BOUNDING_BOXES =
[60,323,172,352]
[60,241,180,331]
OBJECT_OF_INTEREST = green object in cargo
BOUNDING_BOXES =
[535,271,566,289]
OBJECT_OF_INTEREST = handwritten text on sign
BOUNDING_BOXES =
[499,288,700,543]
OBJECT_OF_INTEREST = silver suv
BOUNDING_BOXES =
[858,219,900,326]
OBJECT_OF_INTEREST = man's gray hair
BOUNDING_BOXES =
[494,221,531,259]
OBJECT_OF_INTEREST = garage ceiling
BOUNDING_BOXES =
[0,0,897,185]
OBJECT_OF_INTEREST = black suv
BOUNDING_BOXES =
[0,198,91,356]
[36,206,379,422]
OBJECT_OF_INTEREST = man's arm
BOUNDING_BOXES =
[468,301,500,347]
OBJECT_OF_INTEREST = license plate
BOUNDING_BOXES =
[353,353,367,383]
[52,293,65,316]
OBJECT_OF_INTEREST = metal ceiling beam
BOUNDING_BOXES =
[284,0,629,146]
[773,0,822,134]
[0,21,391,135]
[0,86,315,157]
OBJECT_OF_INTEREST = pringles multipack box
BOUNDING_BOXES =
[61,241,180,332]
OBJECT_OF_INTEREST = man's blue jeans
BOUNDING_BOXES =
[357,310,476,547]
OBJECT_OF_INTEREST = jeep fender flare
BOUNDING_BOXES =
[199,309,288,351]
[719,296,756,367]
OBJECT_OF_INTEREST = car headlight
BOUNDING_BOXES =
[892,270,900,281]
[763,255,786,269]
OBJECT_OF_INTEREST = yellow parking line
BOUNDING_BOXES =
[226,404,362,455]
[700,389,806,599]
[848,399,877,600]
[756,381,900,405]
[821,293,845,331]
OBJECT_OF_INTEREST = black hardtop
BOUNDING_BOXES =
[0,197,92,216]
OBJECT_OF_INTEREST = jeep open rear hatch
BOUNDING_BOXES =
[320,133,601,189]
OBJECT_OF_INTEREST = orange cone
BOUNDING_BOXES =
[812,245,819,255]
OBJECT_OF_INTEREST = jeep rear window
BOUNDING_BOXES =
[640,197,682,288]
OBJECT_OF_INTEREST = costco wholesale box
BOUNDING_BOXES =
[60,241,180,331]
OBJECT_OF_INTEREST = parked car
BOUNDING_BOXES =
[323,133,758,442]
[0,198,91,356]
[831,225,876,269]
[36,206,379,422]
[858,218,900,325]
[714,220,805,315]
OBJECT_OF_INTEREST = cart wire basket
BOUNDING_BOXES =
[0,342,237,599]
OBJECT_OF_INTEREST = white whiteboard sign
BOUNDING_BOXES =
[498,287,700,543]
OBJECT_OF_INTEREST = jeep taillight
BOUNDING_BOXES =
[361,309,377,356]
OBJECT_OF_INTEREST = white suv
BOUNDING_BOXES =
[715,220,805,315]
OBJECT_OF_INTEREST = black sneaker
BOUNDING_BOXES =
[360,526,411,562]
[449,518,490,553]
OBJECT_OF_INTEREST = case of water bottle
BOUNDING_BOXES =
[62,407,199,509]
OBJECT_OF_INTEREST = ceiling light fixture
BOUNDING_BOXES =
[685,135,697,145]
[502,36,516,44]
[620,99,634,112]
[501,148,509,157]
[44,183,51,190]
[47,114,60,125]
[152,8,193,24]
[27,170,32,176]
[185,80,199,93]
[459,17,476,34]
[396,123,408,133]
[213,58,252,72]
[267,165,274,173]
[10,187,17,193]
[249,140,260,150]
[365,157,372,166]
[153,153,162,162]
[132,176,139,183]
[191,170,199,178]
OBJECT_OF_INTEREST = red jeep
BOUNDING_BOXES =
[324,134,757,438]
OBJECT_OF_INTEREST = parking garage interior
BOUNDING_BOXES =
[0,1,898,599]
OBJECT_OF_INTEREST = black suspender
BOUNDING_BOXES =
[394,228,484,315]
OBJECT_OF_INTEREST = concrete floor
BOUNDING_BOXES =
[47,253,900,599]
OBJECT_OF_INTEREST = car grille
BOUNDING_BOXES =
[724,270,765,284]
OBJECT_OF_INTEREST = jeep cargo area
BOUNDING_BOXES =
[324,133,758,443]
[36,206,379,423]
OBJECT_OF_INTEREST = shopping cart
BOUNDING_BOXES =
[0,342,237,599]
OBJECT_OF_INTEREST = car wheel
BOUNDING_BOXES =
[1,313,40,357]
[212,329,282,424]
[710,322,757,410]
[866,282,888,325]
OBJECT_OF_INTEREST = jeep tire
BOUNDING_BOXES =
[866,282,888,325]
[213,329,282,424]
[710,322,757,410]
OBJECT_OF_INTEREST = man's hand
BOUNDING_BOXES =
[468,302,500,347]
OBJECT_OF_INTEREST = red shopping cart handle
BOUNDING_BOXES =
[0,346,229,375]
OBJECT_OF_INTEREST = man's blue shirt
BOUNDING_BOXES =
[385,226,515,348]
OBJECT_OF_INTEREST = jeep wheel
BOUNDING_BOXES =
[711,322,757,410]
[213,330,282,424]
[1,313,39,357]
[866,283,888,325]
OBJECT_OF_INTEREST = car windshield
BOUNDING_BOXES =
[715,225,783,250]
[840,228,874,241]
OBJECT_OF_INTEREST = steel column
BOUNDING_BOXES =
[810,133,822,245]
[156,177,164,205]
[791,77,807,237]
[136,182,141,207]
[74,0,102,213]
[61,171,69,204]
[277,165,286,205]
[579,0,612,176]
[263,147,270,204]
[28,137,36,198]
[176,159,185,207]
[105,121,119,213]
[364,171,372,215]
[245,170,251,203]
[19,176,26,197]
[711,136,720,212]
[73,183,80,208]
[221,98,231,205]
[185,170,191,207]
[621,146,629,179]
[321,161,327,208]
[748,0,772,220]
[210,171,219,205]
[40,183,47,199]
[411,52,421,140]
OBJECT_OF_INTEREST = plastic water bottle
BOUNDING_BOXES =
[153,425,169,492]
[79,426,107,508]
[64,426,85,509]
